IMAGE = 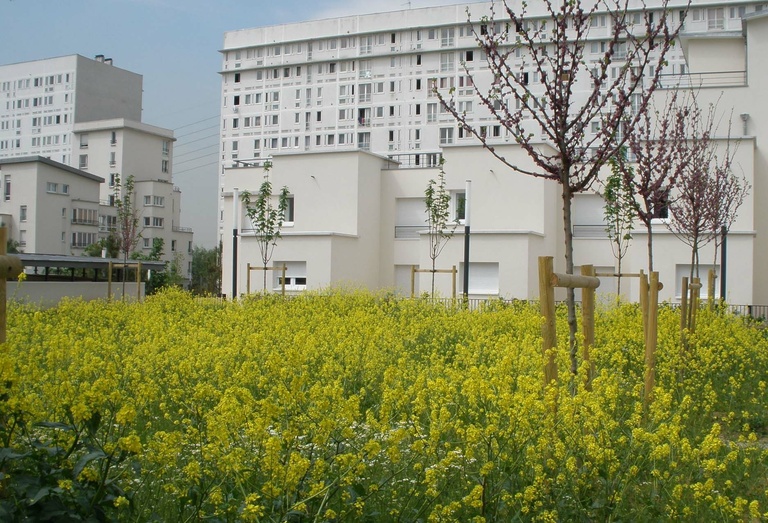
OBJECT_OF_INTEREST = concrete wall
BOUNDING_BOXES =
[8,281,145,308]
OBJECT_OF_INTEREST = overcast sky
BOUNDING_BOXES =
[0,0,477,247]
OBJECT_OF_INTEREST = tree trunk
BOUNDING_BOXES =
[646,222,654,273]
[431,258,436,298]
[561,183,578,376]
[263,262,268,291]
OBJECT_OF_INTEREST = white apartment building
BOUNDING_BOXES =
[73,119,193,271]
[219,1,767,304]
[0,156,104,254]
[0,54,142,165]
[0,55,194,276]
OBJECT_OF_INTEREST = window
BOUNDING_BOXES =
[79,134,88,148]
[162,141,170,155]
[233,95,240,106]
[440,127,454,145]
[79,154,88,169]
[427,103,438,123]
[3,175,9,201]
[110,151,116,166]
[285,196,295,223]
[72,208,98,225]
[62,184,69,195]
[452,191,466,222]
[47,182,58,193]
[707,8,725,29]
[71,232,98,248]
[395,198,427,238]
[465,50,474,61]
[143,238,151,248]
[109,173,118,187]
[440,27,455,47]
[110,131,117,145]
[19,205,26,222]
[460,262,500,295]
[171,240,177,252]
[651,189,671,222]
[274,261,307,291]
[675,265,719,299]
[440,52,455,72]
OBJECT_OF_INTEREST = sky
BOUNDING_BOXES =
[0,0,477,248]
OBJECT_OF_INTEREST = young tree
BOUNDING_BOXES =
[190,243,222,296]
[424,161,459,297]
[603,154,634,297]
[437,0,683,374]
[668,110,748,285]
[132,238,168,295]
[616,91,689,272]
[709,137,749,270]
[114,174,142,297]
[83,235,120,259]
[240,161,290,291]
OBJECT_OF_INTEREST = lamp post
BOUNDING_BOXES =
[232,187,239,300]
[463,180,471,300]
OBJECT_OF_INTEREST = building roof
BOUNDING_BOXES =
[17,253,166,271]
[73,118,175,140]
[0,156,105,183]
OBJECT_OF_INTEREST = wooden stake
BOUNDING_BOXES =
[539,256,557,385]
[644,271,660,410]
[680,276,689,332]
[580,265,596,390]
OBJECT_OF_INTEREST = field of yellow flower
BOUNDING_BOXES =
[1,288,766,521]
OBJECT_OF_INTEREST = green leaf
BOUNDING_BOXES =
[73,450,107,479]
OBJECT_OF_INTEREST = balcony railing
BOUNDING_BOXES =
[395,225,425,239]
[173,226,193,233]
[384,152,444,169]
[71,219,99,226]
[658,71,746,89]
[573,225,609,238]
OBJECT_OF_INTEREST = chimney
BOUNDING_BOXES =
[105,58,113,65]
[95,54,104,62]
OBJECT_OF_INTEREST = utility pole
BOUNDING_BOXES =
[463,180,471,300]
[232,188,239,300]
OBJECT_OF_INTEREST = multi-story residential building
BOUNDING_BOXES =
[0,55,193,276]
[0,54,141,165]
[0,156,104,254]
[73,119,193,268]
[219,1,768,305]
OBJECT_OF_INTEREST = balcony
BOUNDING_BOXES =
[173,226,193,233]
[395,225,425,239]
[384,152,443,169]
[658,70,746,89]
[71,218,99,226]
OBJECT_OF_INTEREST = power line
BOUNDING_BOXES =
[175,123,220,139]
[173,115,220,131]
[174,132,220,149]
[174,143,219,159]
[174,151,219,166]
[174,161,219,176]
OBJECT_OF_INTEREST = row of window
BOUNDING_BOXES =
[4,95,57,111]
[0,73,71,92]
[77,154,169,174]
[226,7,716,71]
[46,182,70,194]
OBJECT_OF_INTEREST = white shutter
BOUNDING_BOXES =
[461,262,499,295]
